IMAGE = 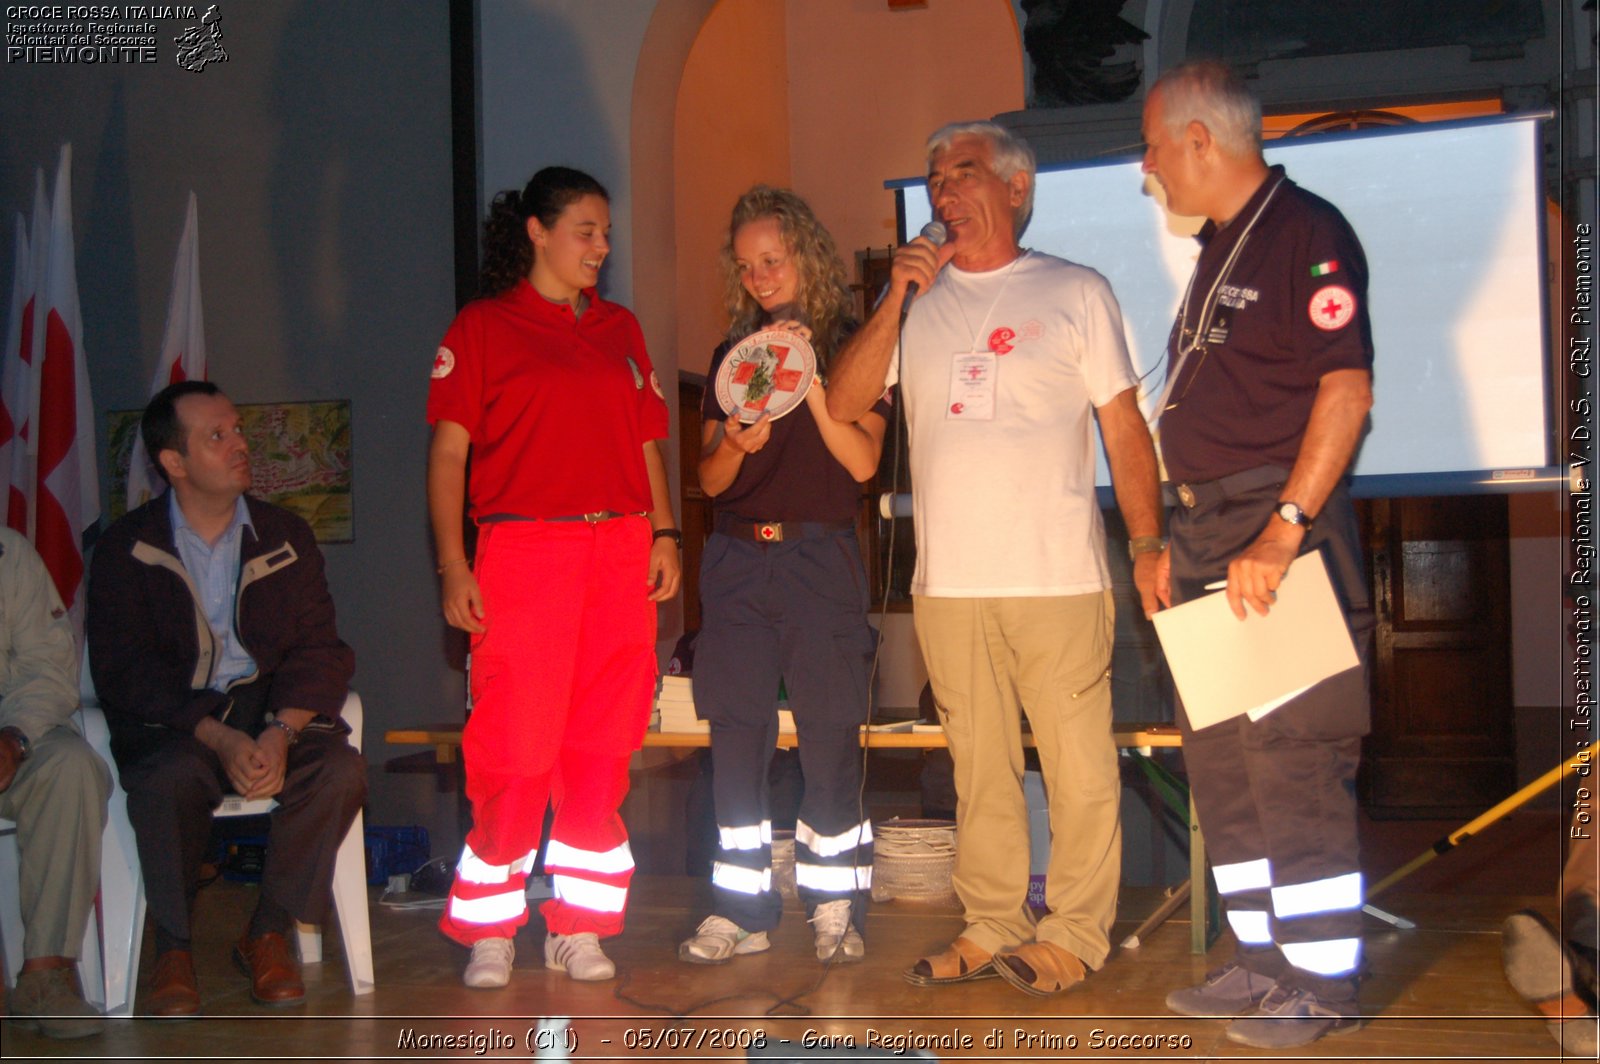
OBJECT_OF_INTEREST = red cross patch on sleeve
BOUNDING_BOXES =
[431,346,456,379]
[1308,286,1356,331]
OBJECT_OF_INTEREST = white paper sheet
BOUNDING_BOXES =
[1152,552,1359,729]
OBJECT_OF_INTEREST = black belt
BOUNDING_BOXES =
[714,515,853,543]
[1169,466,1287,510]
[480,511,645,524]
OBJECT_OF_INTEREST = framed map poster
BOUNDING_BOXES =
[107,399,353,542]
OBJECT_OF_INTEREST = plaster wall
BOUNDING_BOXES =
[0,1,457,769]
[785,0,1025,263]
[672,0,792,374]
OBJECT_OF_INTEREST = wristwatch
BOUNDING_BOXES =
[652,528,683,548]
[1274,501,1314,531]
[266,719,300,746]
[0,726,30,761]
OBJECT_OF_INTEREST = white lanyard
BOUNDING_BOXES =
[950,250,1029,352]
[1153,175,1285,423]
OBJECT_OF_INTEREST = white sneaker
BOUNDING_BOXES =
[678,914,771,964]
[811,900,864,963]
[545,932,615,981]
[463,937,514,988]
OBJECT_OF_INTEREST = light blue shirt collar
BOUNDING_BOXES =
[169,491,253,546]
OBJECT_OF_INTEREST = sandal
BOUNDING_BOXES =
[993,940,1087,997]
[902,935,998,986]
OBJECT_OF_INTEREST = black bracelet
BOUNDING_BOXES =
[652,527,683,547]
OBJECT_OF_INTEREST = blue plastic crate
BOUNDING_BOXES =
[364,826,430,885]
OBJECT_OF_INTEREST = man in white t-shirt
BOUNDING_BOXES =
[828,120,1162,997]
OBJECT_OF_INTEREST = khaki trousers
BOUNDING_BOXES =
[913,591,1121,967]
[0,725,110,959]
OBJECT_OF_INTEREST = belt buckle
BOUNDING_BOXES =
[757,522,782,542]
[1177,484,1197,509]
[582,511,609,524]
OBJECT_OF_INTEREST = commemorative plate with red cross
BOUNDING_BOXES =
[714,328,817,423]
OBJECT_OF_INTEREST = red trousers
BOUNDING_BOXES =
[439,518,656,945]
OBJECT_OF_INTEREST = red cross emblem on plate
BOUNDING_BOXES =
[1308,285,1356,331]
[758,523,781,541]
[733,345,804,410]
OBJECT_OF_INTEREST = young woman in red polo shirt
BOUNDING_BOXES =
[679,186,889,967]
[426,166,680,989]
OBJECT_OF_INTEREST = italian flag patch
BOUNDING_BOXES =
[1310,260,1340,277]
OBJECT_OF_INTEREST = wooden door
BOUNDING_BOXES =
[1361,495,1515,818]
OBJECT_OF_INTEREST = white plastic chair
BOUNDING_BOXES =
[0,698,142,1014]
[212,691,373,996]
[1,688,374,1011]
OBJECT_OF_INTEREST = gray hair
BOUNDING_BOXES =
[925,120,1037,236]
[1151,60,1262,159]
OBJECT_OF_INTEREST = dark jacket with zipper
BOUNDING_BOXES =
[87,493,354,764]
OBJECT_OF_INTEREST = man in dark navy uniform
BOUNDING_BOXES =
[1142,60,1376,1049]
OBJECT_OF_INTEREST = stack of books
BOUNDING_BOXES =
[654,675,707,733]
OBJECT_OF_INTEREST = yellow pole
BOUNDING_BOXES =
[1366,741,1599,901]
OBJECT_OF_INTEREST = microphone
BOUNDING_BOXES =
[902,221,948,311]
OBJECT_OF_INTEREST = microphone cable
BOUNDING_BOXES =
[611,289,917,1021]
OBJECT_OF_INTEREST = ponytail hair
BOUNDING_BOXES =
[478,166,610,298]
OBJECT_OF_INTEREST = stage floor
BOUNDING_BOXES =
[0,808,1576,1062]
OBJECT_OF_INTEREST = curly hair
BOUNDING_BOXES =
[720,186,855,369]
[478,166,610,298]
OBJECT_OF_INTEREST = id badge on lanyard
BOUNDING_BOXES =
[946,350,996,420]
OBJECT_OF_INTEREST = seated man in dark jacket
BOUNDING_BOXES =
[87,380,365,1017]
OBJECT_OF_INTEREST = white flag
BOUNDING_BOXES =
[127,191,207,511]
[6,171,51,537]
[1,216,29,527]
[34,143,100,635]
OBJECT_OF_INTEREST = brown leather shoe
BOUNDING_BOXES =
[232,932,305,1006]
[147,950,201,1018]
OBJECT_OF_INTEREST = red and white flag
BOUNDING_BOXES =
[4,171,51,537]
[1,216,30,527]
[127,191,206,510]
[34,143,100,631]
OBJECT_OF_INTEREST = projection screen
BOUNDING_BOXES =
[894,114,1554,494]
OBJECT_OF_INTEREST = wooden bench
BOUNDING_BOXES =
[386,721,1183,756]
[385,721,1209,952]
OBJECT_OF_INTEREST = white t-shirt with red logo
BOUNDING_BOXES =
[890,251,1138,597]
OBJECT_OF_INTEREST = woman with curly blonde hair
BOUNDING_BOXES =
[679,186,889,967]
[720,186,855,362]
